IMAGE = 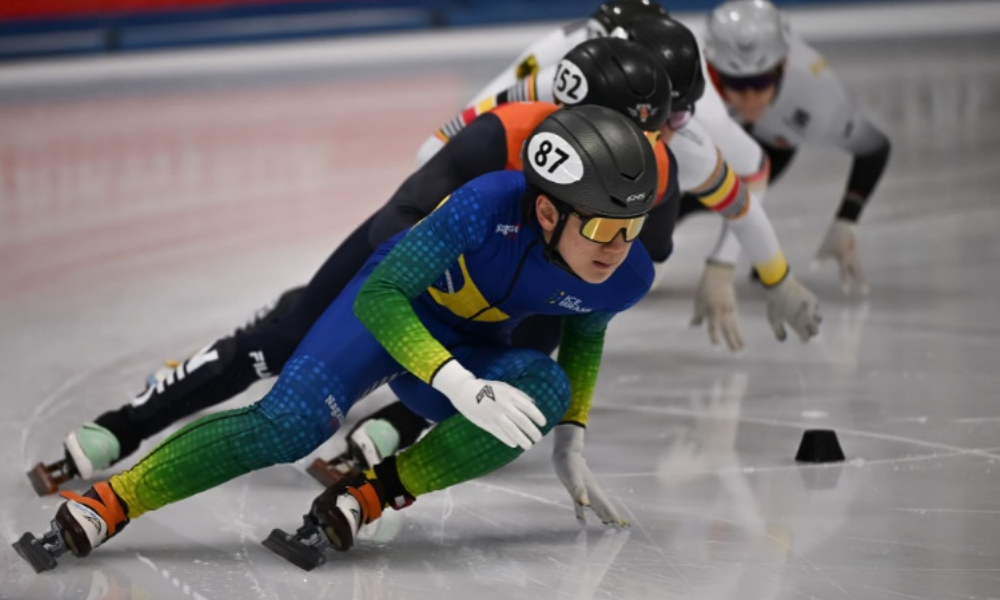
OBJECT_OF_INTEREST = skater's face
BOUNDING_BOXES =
[718,64,784,123]
[535,194,640,284]
[723,85,776,122]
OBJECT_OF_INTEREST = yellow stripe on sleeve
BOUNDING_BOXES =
[754,249,789,287]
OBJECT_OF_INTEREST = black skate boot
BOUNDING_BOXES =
[263,473,388,571]
[306,417,401,487]
[13,481,129,572]
[27,423,122,496]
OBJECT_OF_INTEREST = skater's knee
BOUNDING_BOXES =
[249,404,332,464]
[252,356,344,462]
[511,357,570,435]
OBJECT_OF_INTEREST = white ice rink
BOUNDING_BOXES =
[2,3,1000,599]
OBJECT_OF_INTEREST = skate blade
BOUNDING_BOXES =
[26,462,69,497]
[12,532,59,573]
[305,458,355,488]
[262,528,326,571]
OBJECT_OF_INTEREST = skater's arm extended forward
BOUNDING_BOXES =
[555,311,614,428]
[553,311,630,528]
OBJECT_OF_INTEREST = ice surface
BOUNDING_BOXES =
[2,17,999,600]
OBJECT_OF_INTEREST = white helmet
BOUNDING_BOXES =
[703,0,790,77]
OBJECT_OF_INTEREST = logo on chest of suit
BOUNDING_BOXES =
[546,290,593,314]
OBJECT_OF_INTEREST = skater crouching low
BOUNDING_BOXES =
[13,105,666,572]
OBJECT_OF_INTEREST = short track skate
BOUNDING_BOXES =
[26,457,77,497]
[11,520,69,572]
[262,515,331,571]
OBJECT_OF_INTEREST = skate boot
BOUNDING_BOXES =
[306,418,401,487]
[263,473,386,571]
[311,473,385,551]
[27,423,121,497]
[13,481,129,572]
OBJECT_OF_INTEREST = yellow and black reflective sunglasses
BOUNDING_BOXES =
[569,210,648,243]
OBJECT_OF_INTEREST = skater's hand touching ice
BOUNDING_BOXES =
[690,261,744,352]
[814,219,868,296]
[763,273,822,342]
[552,423,628,529]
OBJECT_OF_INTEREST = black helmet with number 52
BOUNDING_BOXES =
[524,104,657,222]
[588,0,670,38]
[554,37,673,132]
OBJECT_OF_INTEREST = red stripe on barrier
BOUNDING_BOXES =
[0,75,461,297]
[0,0,341,22]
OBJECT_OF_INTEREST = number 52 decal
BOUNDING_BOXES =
[553,60,589,105]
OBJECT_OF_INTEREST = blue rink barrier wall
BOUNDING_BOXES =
[0,0,947,61]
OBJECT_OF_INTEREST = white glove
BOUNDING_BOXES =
[432,360,546,451]
[552,424,628,528]
[763,273,822,343]
[690,261,744,352]
[813,219,869,296]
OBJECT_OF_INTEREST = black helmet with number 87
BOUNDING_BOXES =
[553,37,673,132]
[524,104,658,230]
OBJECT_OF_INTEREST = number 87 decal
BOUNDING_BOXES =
[535,140,569,174]
[527,132,584,184]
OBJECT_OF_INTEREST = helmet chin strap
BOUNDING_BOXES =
[543,208,584,280]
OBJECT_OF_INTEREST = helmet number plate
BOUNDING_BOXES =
[528,133,583,185]
[553,60,589,105]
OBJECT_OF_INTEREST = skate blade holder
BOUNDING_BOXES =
[305,458,359,488]
[12,520,68,573]
[262,515,331,571]
[27,460,74,497]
